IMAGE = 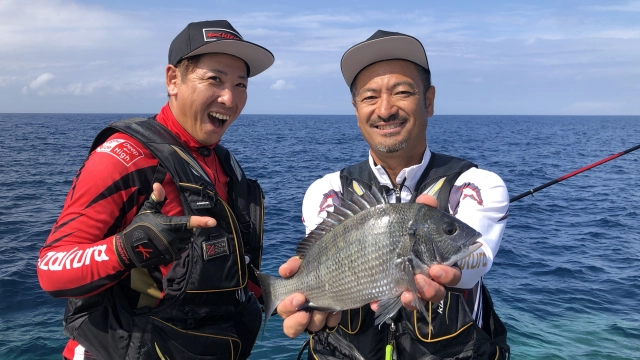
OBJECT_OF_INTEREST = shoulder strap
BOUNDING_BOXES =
[339,159,381,197]
[412,152,477,211]
[91,117,215,215]
[213,144,252,228]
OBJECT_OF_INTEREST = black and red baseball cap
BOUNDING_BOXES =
[169,20,274,77]
[340,30,429,86]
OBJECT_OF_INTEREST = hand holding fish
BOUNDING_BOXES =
[277,256,343,337]
[373,194,462,312]
[274,193,465,338]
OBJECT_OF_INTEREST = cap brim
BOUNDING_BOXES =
[186,39,274,77]
[341,35,429,86]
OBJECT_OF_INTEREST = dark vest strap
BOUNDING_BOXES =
[91,117,216,211]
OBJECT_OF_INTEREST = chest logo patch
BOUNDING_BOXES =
[96,139,144,166]
[203,236,230,261]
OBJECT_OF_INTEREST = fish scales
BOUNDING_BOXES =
[286,204,417,309]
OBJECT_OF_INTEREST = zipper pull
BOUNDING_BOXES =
[385,322,397,360]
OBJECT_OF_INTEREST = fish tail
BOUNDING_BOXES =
[256,272,286,338]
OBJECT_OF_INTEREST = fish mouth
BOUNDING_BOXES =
[443,234,483,266]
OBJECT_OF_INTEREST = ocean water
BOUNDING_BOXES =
[0,113,639,359]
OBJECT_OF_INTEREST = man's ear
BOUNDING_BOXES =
[166,65,180,96]
[426,85,436,117]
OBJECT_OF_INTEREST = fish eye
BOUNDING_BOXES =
[442,221,457,235]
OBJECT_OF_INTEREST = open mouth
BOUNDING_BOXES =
[208,111,230,129]
[443,240,483,266]
[373,119,407,132]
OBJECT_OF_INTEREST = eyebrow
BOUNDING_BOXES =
[390,80,417,90]
[358,80,417,95]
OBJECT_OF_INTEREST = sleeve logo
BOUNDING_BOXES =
[318,190,341,215]
[449,182,483,215]
[96,139,144,166]
[38,245,110,271]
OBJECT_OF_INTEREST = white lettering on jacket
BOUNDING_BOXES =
[38,245,109,271]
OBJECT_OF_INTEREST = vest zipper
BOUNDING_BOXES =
[395,177,407,204]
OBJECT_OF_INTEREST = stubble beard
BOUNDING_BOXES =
[375,134,409,153]
[368,114,410,153]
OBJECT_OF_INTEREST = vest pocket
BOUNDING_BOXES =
[179,184,246,292]
[396,292,493,359]
[148,316,242,359]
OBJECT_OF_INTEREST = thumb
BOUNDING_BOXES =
[151,182,166,203]
[144,183,167,212]
[416,194,438,208]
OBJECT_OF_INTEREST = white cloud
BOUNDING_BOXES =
[470,77,483,83]
[270,79,294,90]
[29,73,55,89]
[0,0,150,54]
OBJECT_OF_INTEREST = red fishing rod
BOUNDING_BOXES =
[510,143,640,203]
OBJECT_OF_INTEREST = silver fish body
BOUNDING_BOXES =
[258,185,482,330]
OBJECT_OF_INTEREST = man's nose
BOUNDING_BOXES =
[375,94,398,120]
[217,87,234,107]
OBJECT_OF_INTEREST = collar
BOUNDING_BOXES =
[156,103,219,153]
[369,146,432,191]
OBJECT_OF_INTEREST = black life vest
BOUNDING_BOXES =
[307,152,510,360]
[63,117,265,360]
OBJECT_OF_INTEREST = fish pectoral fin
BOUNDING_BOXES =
[403,257,430,323]
[374,297,403,326]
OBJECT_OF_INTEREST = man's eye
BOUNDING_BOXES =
[209,76,221,82]
[237,83,247,89]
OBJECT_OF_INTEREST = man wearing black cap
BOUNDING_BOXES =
[278,30,510,359]
[38,20,273,360]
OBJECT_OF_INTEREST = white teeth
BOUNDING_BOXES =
[209,112,230,121]
[377,123,402,130]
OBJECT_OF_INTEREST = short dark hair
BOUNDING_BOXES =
[350,62,431,101]
[176,55,202,79]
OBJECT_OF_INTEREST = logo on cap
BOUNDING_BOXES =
[203,28,241,42]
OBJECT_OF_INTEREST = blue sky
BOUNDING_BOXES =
[1,0,639,115]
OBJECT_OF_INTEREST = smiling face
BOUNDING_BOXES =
[352,60,435,165]
[166,53,248,145]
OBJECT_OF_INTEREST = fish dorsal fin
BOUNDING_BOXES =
[295,181,385,258]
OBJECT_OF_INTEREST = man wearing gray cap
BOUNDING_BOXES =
[278,30,510,359]
[38,20,273,360]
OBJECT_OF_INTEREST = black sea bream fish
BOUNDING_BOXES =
[257,182,482,330]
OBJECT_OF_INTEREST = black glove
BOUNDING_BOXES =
[113,192,193,268]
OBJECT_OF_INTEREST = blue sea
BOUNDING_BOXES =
[0,113,639,359]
